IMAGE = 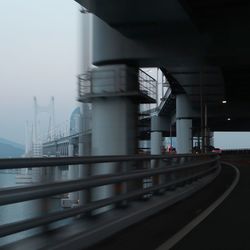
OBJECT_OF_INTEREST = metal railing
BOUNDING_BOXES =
[138,69,157,100]
[222,149,250,155]
[78,68,157,101]
[78,71,91,97]
[0,154,220,247]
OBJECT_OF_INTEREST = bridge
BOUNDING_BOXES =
[1,0,250,249]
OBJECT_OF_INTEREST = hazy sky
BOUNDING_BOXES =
[214,132,250,149]
[0,0,81,144]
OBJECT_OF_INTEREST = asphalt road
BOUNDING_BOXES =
[88,162,236,250]
[173,159,250,250]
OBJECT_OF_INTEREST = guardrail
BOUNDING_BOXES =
[222,149,250,155]
[0,154,220,248]
[138,69,157,100]
[78,68,157,101]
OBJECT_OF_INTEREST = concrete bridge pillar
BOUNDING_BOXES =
[150,116,169,189]
[176,94,193,154]
[151,131,162,155]
[150,115,167,155]
[90,64,138,212]
[150,116,170,155]
[150,131,162,187]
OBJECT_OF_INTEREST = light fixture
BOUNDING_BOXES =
[227,117,231,121]
[222,100,227,104]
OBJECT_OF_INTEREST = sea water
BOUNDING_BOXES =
[0,171,63,246]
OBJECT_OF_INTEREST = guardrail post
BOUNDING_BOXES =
[39,166,51,232]
[142,159,153,199]
[151,158,166,195]
[168,156,177,190]
[115,161,128,207]
[79,163,91,205]
[179,156,186,182]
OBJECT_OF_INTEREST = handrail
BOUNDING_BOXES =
[0,154,220,246]
[0,165,218,238]
[0,157,218,205]
[138,69,157,81]
[0,154,214,169]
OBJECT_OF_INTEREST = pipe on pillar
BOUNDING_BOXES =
[78,11,92,206]
[176,94,193,154]
[68,140,78,203]
[78,128,90,206]
[78,104,92,206]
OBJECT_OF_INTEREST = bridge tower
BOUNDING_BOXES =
[33,96,55,148]
[27,97,56,182]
